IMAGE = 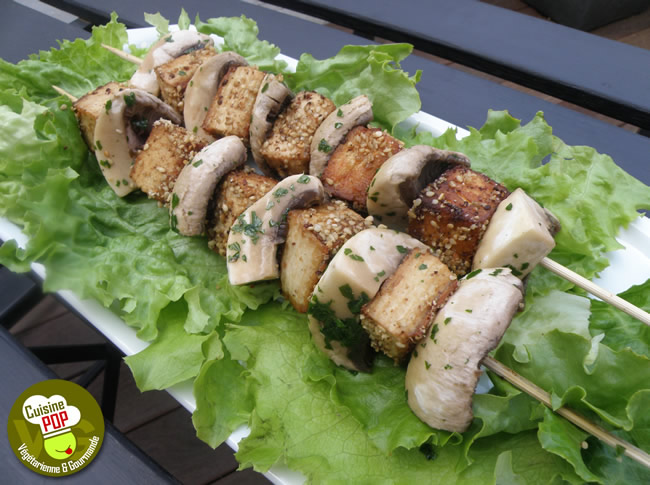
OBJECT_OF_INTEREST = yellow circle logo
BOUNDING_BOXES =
[6,379,105,476]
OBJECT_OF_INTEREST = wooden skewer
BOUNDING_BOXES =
[101,43,143,66]
[483,355,650,469]
[52,85,77,102]
[541,257,650,326]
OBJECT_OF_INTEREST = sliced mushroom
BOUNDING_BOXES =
[183,52,248,142]
[171,136,247,236]
[309,95,373,177]
[367,145,470,228]
[227,174,327,286]
[473,188,561,278]
[405,268,524,432]
[130,30,214,96]
[307,228,427,372]
[249,73,293,177]
[93,89,182,197]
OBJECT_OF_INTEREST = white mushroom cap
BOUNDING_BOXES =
[93,88,181,197]
[307,228,427,371]
[183,52,248,142]
[367,145,470,228]
[309,95,373,177]
[130,30,214,96]
[227,174,327,286]
[405,268,524,432]
[171,136,247,236]
[249,73,293,176]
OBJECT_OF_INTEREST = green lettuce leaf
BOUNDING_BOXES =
[144,12,170,36]
[196,15,288,74]
[288,43,421,132]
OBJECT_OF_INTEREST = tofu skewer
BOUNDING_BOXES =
[368,146,650,327]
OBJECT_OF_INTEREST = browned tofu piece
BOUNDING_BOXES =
[130,120,206,204]
[73,81,125,149]
[280,200,368,313]
[207,168,277,256]
[322,126,403,213]
[202,65,266,144]
[407,166,509,276]
[260,91,336,177]
[360,248,457,362]
[155,47,217,114]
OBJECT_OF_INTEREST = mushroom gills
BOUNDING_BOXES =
[405,268,524,432]
[93,89,181,197]
[226,174,327,286]
[473,188,561,278]
[367,145,471,228]
[307,228,427,372]
[171,136,248,236]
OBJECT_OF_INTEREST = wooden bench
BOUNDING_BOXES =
[257,0,650,131]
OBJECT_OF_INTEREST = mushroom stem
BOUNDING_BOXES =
[52,85,77,102]
[540,257,650,327]
[483,355,650,469]
[101,43,143,65]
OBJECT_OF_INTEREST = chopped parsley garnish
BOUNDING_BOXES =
[396,245,407,254]
[377,270,386,278]
[430,323,439,343]
[425,361,431,370]
[178,70,187,76]
[170,213,178,232]
[489,268,503,277]
[227,242,241,262]
[465,268,482,280]
[164,36,173,42]
[131,118,148,132]
[193,159,203,168]
[308,296,365,349]
[465,309,473,313]
[99,160,111,168]
[318,139,332,153]
[104,99,112,113]
[343,248,364,262]
[297,174,311,184]
[418,264,428,270]
[231,211,265,244]
[337,108,343,117]
[266,200,275,210]
[123,92,136,106]
[520,262,530,271]
[505,264,523,277]
[193,126,198,133]
[444,317,452,325]
[261,83,269,93]
[505,203,513,211]
[334,122,343,129]
[370,246,375,251]
[273,187,289,199]
[171,193,179,209]
[444,364,453,370]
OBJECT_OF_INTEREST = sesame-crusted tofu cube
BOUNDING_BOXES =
[155,47,217,114]
[202,65,266,144]
[130,120,206,204]
[260,91,336,177]
[280,200,367,312]
[207,168,277,256]
[73,81,125,149]
[407,166,509,276]
[360,249,457,362]
[322,126,403,213]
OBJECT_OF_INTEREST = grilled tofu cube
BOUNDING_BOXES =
[360,248,457,362]
[155,47,217,114]
[280,200,368,312]
[130,120,206,204]
[407,166,509,276]
[322,126,403,213]
[202,65,266,144]
[73,81,125,149]
[260,91,336,177]
[207,168,277,256]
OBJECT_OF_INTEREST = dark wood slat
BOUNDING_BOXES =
[1,1,90,63]
[258,0,650,130]
[126,407,270,484]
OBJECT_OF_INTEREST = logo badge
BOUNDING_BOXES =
[7,379,105,476]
